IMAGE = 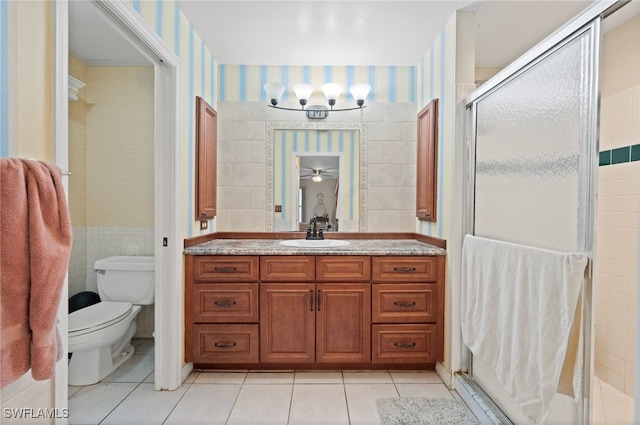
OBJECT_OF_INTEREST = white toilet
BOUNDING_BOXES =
[68,256,154,386]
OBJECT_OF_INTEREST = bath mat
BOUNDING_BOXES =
[376,397,480,425]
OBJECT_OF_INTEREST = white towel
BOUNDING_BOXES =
[461,235,588,424]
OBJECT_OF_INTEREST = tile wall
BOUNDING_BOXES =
[594,84,640,396]
[69,226,155,339]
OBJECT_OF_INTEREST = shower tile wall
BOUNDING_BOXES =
[69,226,155,339]
[594,84,640,397]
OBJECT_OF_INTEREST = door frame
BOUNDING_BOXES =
[55,0,185,395]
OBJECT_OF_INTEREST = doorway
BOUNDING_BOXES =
[68,0,156,369]
[56,0,183,397]
[294,154,341,232]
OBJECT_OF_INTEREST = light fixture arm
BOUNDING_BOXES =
[266,104,367,112]
[263,81,371,119]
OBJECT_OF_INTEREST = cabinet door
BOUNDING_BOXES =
[195,96,217,220]
[316,283,371,363]
[260,283,315,363]
[416,98,438,222]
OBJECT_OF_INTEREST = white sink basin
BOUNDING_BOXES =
[279,239,351,248]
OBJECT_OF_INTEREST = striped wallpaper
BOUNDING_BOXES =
[129,0,218,237]
[274,130,359,224]
[220,65,416,104]
[416,15,457,240]
[1,0,8,157]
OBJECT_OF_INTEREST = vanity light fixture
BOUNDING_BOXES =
[263,82,371,119]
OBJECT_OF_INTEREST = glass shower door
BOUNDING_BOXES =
[463,3,611,422]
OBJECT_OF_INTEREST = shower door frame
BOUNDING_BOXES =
[460,1,628,423]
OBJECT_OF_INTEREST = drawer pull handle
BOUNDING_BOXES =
[214,300,237,307]
[394,301,416,307]
[214,266,237,272]
[393,267,416,273]
[214,342,237,349]
[310,290,314,312]
[394,342,417,349]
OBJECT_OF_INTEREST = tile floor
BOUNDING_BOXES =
[591,377,634,425]
[68,340,635,425]
[68,340,466,425]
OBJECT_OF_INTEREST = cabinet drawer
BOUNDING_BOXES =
[372,284,437,323]
[193,284,258,323]
[372,324,437,363]
[193,256,259,282]
[372,257,437,282]
[316,256,371,281]
[193,324,259,364]
[260,256,315,281]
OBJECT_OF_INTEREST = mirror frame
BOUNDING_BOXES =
[266,121,368,232]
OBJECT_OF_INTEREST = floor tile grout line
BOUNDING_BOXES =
[97,381,143,425]
[224,374,249,425]
[341,371,354,425]
[160,381,195,425]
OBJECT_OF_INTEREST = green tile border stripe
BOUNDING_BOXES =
[600,144,640,167]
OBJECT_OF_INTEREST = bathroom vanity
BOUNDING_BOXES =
[183,234,446,370]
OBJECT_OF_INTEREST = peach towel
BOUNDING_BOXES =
[1,158,72,388]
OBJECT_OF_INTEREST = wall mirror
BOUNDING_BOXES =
[266,122,367,232]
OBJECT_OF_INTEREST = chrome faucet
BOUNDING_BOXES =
[306,216,324,240]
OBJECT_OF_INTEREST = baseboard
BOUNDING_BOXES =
[436,362,452,388]
[181,362,194,384]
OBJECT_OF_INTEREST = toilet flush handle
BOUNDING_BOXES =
[96,269,106,274]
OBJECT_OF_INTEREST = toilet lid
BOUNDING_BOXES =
[69,302,133,334]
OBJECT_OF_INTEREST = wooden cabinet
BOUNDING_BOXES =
[260,283,315,363]
[186,255,260,364]
[371,256,444,364]
[416,98,438,222]
[185,253,444,369]
[260,257,370,364]
[316,283,370,363]
[195,96,217,220]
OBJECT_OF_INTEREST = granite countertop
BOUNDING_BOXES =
[184,238,446,256]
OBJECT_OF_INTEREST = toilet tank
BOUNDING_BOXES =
[95,256,155,305]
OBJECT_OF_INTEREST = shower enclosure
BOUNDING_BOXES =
[459,1,633,423]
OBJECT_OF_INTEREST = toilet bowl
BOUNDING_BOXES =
[68,256,154,386]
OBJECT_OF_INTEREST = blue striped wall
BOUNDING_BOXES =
[1,0,8,157]
[416,14,456,240]
[130,0,218,237]
[220,65,416,104]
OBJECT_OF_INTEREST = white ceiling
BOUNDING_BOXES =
[69,1,152,66]
[176,0,592,67]
[72,1,639,70]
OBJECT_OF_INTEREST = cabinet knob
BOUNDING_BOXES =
[202,211,207,217]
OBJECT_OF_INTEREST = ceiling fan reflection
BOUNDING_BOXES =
[300,169,338,182]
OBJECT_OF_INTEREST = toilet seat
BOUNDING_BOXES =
[69,302,133,336]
